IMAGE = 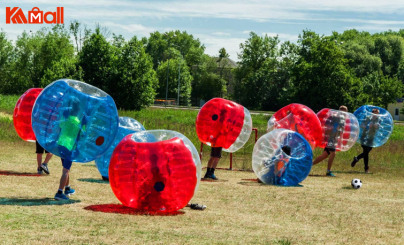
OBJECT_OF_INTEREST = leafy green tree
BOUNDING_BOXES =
[6,26,76,93]
[10,30,44,92]
[361,72,404,107]
[373,35,403,77]
[216,48,233,95]
[78,27,117,93]
[37,26,76,86]
[292,30,362,111]
[192,55,226,104]
[156,58,193,105]
[40,57,81,87]
[262,41,299,110]
[343,42,382,78]
[144,30,205,69]
[234,32,294,110]
[0,31,14,94]
[69,20,82,53]
[112,37,159,110]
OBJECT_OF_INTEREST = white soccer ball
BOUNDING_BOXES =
[351,179,362,189]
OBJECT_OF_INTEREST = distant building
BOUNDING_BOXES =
[387,97,404,121]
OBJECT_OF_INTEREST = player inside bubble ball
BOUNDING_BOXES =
[54,98,85,200]
[351,108,380,173]
[312,105,348,177]
[259,145,291,185]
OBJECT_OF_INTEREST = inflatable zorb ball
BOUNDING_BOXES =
[196,98,252,152]
[32,79,119,162]
[354,105,393,147]
[109,130,202,213]
[267,103,322,148]
[13,88,43,142]
[252,129,313,186]
[95,117,145,179]
[317,109,359,151]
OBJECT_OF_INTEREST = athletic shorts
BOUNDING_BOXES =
[36,141,49,154]
[61,158,73,170]
[210,147,222,158]
[324,147,336,155]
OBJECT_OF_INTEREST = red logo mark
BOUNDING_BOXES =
[6,7,64,24]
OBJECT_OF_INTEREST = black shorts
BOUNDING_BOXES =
[211,147,222,158]
[324,147,336,155]
[36,141,49,154]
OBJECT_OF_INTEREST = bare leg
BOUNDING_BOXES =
[43,153,53,164]
[312,151,329,165]
[58,168,70,190]
[327,152,336,171]
[208,157,220,169]
[205,157,220,179]
[36,154,43,169]
[66,173,70,187]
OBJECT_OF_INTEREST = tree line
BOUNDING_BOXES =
[0,24,403,111]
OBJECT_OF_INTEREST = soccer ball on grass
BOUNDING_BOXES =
[351,179,362,189]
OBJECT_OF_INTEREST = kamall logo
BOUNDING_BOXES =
[6,7,64,24]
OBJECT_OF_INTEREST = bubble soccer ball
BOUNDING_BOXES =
[31,79,119,162]
[317,109,359,151]
[196,98,252,152]
[13,88,43,142]
[252,129,313,186]
[354,105,393,148]
[109,130,202,213]
[95,117,145,179]
[351,179,362,189]
[267,103,322,148]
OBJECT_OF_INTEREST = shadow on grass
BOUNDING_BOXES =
[201,178,228,183]
[238,180,303,187]
[238,180,264,187]
[332,170,372,175]
[78,178,109,184]
[84,204,185,216]
[0,170,42,177]
[342,186,360,190]
[308,174,329,177]
[0,197,81,206]
[214,167,254,172]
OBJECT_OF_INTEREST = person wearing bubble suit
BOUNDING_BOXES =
[312,105,348,177]
[351,106,393,173]
[252,129,313,186]
[13,88,54,174]
[32,79,119,200]
[196,98,252,180]
[266,103,323,148]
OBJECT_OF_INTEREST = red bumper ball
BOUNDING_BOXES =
[196,98,252,152]
[109,131,198,213]
[13,88,43,142]
[267,103,322,148]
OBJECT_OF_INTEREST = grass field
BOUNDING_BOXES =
[0,94,403,244]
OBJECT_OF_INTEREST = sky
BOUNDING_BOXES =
[1,0,404,61]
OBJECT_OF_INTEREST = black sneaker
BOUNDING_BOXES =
[40,163,50,174]
[37,167,43,174]
[351,157,358,167]
[190,203,207,210]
